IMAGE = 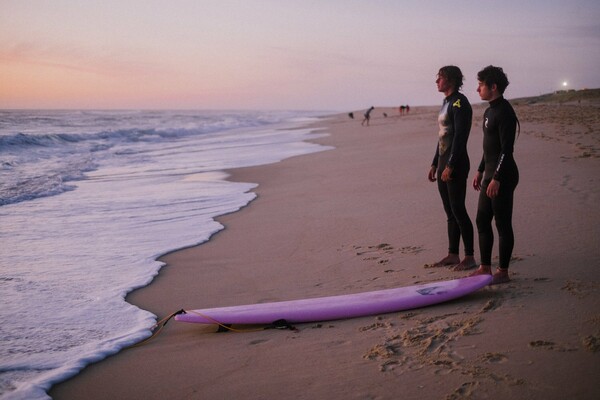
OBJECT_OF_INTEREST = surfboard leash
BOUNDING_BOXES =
[182,311,298,332]
[184,309,270,333]
[128,309,298,349]
[127,309,186,349]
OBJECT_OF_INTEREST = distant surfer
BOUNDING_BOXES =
[361,106,374,126]
[427,66,477,271]
[470,66,520,285]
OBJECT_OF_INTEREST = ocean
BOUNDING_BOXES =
[0,109,332,399]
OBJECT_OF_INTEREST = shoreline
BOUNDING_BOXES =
[50,102,600,399]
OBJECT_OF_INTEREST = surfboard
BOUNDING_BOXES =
[175,275,492,325]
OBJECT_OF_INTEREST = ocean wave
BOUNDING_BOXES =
[0,110,322,208]
[0,110,309,150]
[0,129,182,149]
[0,154,96,206]
[0,175,77,206]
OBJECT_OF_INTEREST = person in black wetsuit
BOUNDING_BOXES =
[470,65,519,284]
[427,66,476,271]
[361,106,375,126]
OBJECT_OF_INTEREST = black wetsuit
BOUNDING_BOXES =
[476,96,519,269]
[432,91,474,256]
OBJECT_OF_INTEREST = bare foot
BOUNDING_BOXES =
[452,256,477,271]
[469,265,492,277]
[428,254,460,268]
[491,268,510,285]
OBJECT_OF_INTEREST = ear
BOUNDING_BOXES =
[491,83,499,93]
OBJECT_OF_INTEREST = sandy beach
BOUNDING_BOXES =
[50,92,600,399]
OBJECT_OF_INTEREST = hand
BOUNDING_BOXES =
[428,166,437,182]
[486,179,500,198]
[472,172,483,191]
[441,166,452,182]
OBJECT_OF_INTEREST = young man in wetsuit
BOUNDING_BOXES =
[471,65,519,284]
[428,66,476,271]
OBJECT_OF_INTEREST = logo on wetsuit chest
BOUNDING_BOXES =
[485,117,489,128]
[452,99,461,108]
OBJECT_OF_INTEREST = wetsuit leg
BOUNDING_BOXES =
[438,178,460,254]
[493,177,518,268]
[437,170,474,256]
[476,183,494,266]
[447,173,475,256]
[477,176,518,268]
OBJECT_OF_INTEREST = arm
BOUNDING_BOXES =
[492,107,517,182]
[473,156,484,190]
[487,106,517,198]
[428,146,439,182]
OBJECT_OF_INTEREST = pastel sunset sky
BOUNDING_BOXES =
[1,0,599,110]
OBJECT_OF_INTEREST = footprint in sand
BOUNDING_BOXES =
[363,342,400,361]
[365,313,484,372]
[528,340,578,352]
[480,352,508,363]
[561,279,600,299]
[345,243,424,264]
[479,298,502,313]
[582,335,600,353]
[359,321,394,332]
[447,381,479,400]
[353,243,394,256]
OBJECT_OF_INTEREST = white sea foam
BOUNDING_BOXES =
[0,110,332,399]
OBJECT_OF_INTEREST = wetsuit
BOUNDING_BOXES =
[432,91,474,256]
[361,107,374,126]
[476,96,519,269]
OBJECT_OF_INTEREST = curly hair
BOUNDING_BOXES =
[438,65,464,91]
[477,65,510,94]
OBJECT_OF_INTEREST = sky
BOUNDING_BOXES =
[1,0,599,110]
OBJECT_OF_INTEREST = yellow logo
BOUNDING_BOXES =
[452,99,461,108]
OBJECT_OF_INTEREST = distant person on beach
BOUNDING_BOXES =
[361,106,374,126]
[470,65,520,285]
[427,66,476,271]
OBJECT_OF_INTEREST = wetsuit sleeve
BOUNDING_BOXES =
[446,96,472,169]
[493,107,517,181]
[479,108,487,173]
[432,146,439,168]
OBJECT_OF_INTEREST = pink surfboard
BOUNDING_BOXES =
[175,275,492,325]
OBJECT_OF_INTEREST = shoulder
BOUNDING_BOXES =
[450,92,471,110]
[499,99,517,118]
